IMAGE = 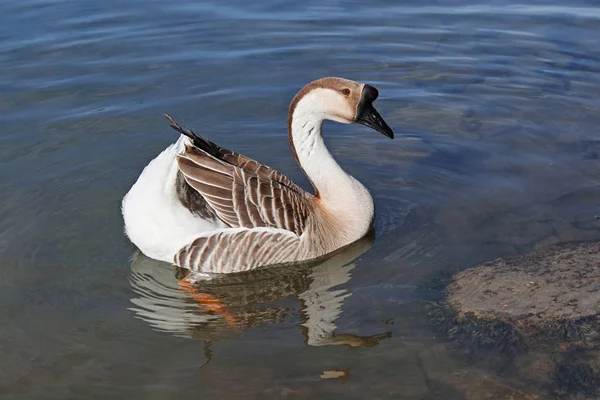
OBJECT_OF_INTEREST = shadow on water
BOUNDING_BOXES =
[128,231,391,364]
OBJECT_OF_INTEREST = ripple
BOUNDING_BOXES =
[2,0,600,396]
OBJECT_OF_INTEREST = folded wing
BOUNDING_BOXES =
[166,115,313,236]
[175,227,301,273]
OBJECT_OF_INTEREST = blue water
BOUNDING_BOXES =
[1,0,600,398]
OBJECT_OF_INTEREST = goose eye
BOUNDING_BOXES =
[341,88,351,96]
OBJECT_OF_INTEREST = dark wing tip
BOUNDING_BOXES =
[163,113,223,159]
[164,113,196,139]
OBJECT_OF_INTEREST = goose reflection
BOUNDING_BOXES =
[128,230,391,349]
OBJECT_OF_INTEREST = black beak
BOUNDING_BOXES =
[355,84,394,139]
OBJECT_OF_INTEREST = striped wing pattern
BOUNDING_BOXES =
[164,115,315,272]
[176,144,312,236]
[175,228,301,273]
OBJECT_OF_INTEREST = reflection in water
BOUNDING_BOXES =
[128,231,391,352]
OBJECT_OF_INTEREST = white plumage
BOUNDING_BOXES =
[122,77,394,274]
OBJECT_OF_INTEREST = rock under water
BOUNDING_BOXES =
[432,241,600,399]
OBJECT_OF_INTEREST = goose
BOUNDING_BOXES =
[122,77,394,275]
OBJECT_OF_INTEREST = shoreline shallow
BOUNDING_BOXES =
[432,241,600,399]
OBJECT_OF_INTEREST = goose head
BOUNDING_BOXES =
[289,77,394,139]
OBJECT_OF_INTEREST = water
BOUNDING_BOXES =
[1,0,600,398]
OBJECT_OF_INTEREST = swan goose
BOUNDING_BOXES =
[122,77,394,275]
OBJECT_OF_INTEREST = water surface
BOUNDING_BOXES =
[1,0,600,398]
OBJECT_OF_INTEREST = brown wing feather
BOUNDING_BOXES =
[176,228,301,273]
[169,119,313,236]
[165,114,306,195]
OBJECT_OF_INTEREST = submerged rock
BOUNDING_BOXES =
[432,241,600,399]
[448,241,600,327]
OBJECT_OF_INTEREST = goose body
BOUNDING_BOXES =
[122,77,394,274]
